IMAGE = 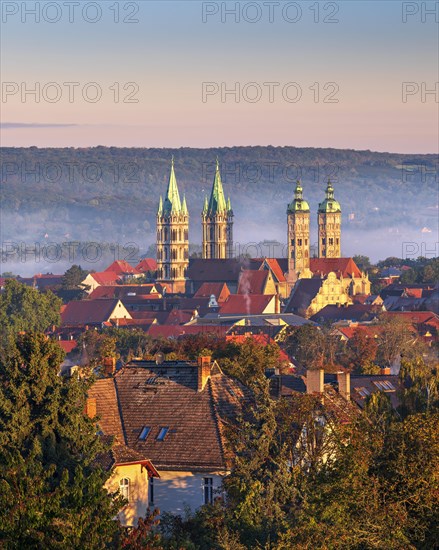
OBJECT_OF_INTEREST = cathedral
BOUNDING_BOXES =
[156,159,369,301]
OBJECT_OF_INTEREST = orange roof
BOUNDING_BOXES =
[136,258,157,273]
[309,257,363,278]
[104,260,140,275]
[250,258,287,283]
[384,311,439,328]
[147,325,229,339]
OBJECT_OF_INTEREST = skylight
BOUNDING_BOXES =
[139,426,151,441]
[156,427,169,441]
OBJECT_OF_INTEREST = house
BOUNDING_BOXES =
[87,380,159,527]
[17,273,64,291]
[186,258,246,293]
[237,269,277,295]
[194,282,231,303]
[249,258,290,299]
[309,257,370,296]
[284,273,353,318]
[310,304,383,324]
[219,294,278,315]
[81,272,122,294]
[88,284,162,301]
[105,260,141,278]
[88,358,248,516]
[61,299,132,327]
[136,258,158,275]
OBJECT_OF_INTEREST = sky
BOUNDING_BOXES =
[1,0,438,152]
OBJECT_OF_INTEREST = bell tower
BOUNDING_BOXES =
[318,179,341,258]
[156,158,189,292]
[202,159,234,259]
[287,180,310,279]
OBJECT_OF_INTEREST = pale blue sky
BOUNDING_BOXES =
[1,0,438,152]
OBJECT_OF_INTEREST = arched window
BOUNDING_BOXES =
[120,478,130,502]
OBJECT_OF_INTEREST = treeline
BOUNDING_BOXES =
[1,146,437,245]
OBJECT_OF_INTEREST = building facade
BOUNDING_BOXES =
[156,159,189,293]
[318,180,342,258]
[287,181,311,280]
[202,160,233,259]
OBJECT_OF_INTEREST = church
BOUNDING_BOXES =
[155,159,370,312]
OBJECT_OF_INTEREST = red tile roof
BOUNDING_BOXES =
[88,284,160,300]
[194,282,231,302]
[89,272,121,286]
[309,257,363,278]
[135,258,157,273]
[237,270,269,295]
[61,299,130,326]
[220,294,275,315]
[88,379,125,441]
[92,361,248,470]
[104,260,140,275]
[251,258,287,283]
[57,340,78,354]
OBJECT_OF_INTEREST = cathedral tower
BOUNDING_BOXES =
[202,160,234,259]
[156,158,189,292]
[287,180,310,279]
[318,179,341,258]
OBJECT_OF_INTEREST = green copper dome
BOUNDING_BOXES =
[318,180,341,213]
[163,157,182,215]
[287,181,310,213]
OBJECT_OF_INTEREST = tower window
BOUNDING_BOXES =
[297,239,302,246]
[322,238,326,245]
[329,238,334,246]
[291,239,295,246]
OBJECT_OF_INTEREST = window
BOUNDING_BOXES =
[139,426,151,441]
[149,477,154,505]
[203,477,213,505]
[156,427,169,441]
[120,478,130,502]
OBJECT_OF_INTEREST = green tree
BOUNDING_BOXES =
[0,332,122,549]
[0,279,61,338]
[352,254,371,271]
[283,325,325,368]
[61,264,89,290]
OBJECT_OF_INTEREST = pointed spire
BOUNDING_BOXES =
[163,157,182,215]
[294,180,304,200]
[202,195,208,215]
[318,178,341,213]
[157,195,163,216]
[181,194,188,215]
[227,196,232,213]
[207,159,227,215]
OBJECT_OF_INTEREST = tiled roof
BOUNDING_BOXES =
[88,379,125,441]
[104,260,140,275]
[284,279,323,313]
[194,282,231,302]
[61,299,129,325]
[89,272,121,286]
[57,340,77,354]
[309,257,363,278]
[89,284,160,300]
[91,361,248,470]
[220,294,275,315]
[187,259,245,283]
[94,440,159,477]
[310,304,382,323]
[237,270,269,294]
[250,258,287,283]
[350,374,403,410]
[135,258,157,273]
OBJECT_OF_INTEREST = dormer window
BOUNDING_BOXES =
[139,426,151,441]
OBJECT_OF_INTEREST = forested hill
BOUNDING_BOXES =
[1,146,437,255]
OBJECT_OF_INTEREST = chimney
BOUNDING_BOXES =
[197,356,211,392]
[306,368,324,395]
[102,356,116,377]
[337,371,351,401]
[381,367,391,375]
[85,397,97,418]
